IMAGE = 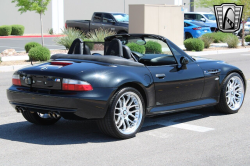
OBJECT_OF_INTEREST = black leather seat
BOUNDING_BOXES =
[68,38,91,55]
[122,45,133,60]
[105,39,123,57]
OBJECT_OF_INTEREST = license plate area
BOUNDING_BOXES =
[32,75,62,90]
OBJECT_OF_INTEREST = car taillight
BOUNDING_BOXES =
[192,27,202,30]
[65,23,67,29]
[12,73,21,86]
[62,79,93,91]
[51,61,72,66]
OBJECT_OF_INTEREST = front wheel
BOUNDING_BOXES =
[215,73,245,114]
[97,87,145,139]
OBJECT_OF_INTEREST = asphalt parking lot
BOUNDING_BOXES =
[0,37,65,52]
[0,52,250,165]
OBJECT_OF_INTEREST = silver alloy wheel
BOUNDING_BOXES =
[226,76,245,111]
[114,92,143,135]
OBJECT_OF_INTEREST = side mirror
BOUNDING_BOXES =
[200,18,206,22]
[180,57,189,65]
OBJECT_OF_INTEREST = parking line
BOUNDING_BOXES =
[171,123,214,132]
[143,112,214,133]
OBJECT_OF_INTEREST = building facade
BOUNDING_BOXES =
[0,0,211,34]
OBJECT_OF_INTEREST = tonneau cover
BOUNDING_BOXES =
[50,54,144,67]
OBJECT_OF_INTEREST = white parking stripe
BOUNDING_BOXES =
[171,123,214,132]
[143,112,214,133]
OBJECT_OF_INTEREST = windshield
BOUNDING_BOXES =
[113,14,129,22]
[203,14,216,20]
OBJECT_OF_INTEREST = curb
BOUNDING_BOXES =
[1,55,29,62]
[0,35,64,39]
[0,65,28,72]
[187,48,250,56]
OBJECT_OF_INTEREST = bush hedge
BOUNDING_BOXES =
[212,32,229,43]
[0,25,12,36]
[11,25,25,35]
[126,42,145,54]
[245,35,250,42]
[25,42,42,53]
[145,41,162,54]
[200,33,214,48]
[28,46,50,61]
[184,38,204,51]
[84,39,94,50]
[226,34,239,48]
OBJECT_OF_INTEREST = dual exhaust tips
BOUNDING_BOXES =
[15,106,60,119]
[15,107,25,113]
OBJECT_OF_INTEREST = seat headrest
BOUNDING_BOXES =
[122,45,132,59]
[105,39,123,57]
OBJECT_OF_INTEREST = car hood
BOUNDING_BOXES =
[205,20,217,28]
[192,56,241,75]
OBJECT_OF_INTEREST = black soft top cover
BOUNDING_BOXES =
[50,54,144,67]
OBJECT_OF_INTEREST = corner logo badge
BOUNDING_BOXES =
[214,3,244,33]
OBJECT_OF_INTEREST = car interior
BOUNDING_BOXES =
[66,37,178,66]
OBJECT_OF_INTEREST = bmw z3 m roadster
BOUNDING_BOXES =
[7,34,246,139]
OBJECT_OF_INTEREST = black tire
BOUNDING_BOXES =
[215,73,245,114]
[22,111,61,125]
[97,87,145,139]
[185,33,193,40]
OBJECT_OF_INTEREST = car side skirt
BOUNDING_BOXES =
[147,98,218,116]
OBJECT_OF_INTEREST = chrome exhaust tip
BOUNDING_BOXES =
[19,107,25,113]
[15,107,21,113]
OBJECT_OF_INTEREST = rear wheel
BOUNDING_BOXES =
[22,111,61,125]
[185,33,193,40]
[97,87,145,139]
[215,73,245,114]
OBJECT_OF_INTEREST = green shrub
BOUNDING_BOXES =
[0,25,12,36]
[11,25,25,35]
[212,32,229,43]
[48,28,53,35]
[145,41,162,54]
[184,38,204,51]
[83,39,94,50]
[200,33,214,48]
[25,42,42,53]
[86,28,116,42]
[28,46,50,61]
[126,43,145,54]
[245,35,250,42]
[225,34,239,48]
[54,28,85,49]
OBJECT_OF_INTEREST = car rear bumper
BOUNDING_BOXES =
[7,85,116,119]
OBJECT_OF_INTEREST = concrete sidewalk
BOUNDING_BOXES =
[1,47,250,72]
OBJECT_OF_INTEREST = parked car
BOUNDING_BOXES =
[184,20,212,39]
[7,34,246,139]
[184,12,217,32]
[65,12,128,34]
[235,22,250,37]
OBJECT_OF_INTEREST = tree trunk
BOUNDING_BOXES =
[242,19,245,46]
[40,13,44,47]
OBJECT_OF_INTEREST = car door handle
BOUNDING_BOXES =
[156,74,165,79]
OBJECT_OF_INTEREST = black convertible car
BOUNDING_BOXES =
[7,34,246,139]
